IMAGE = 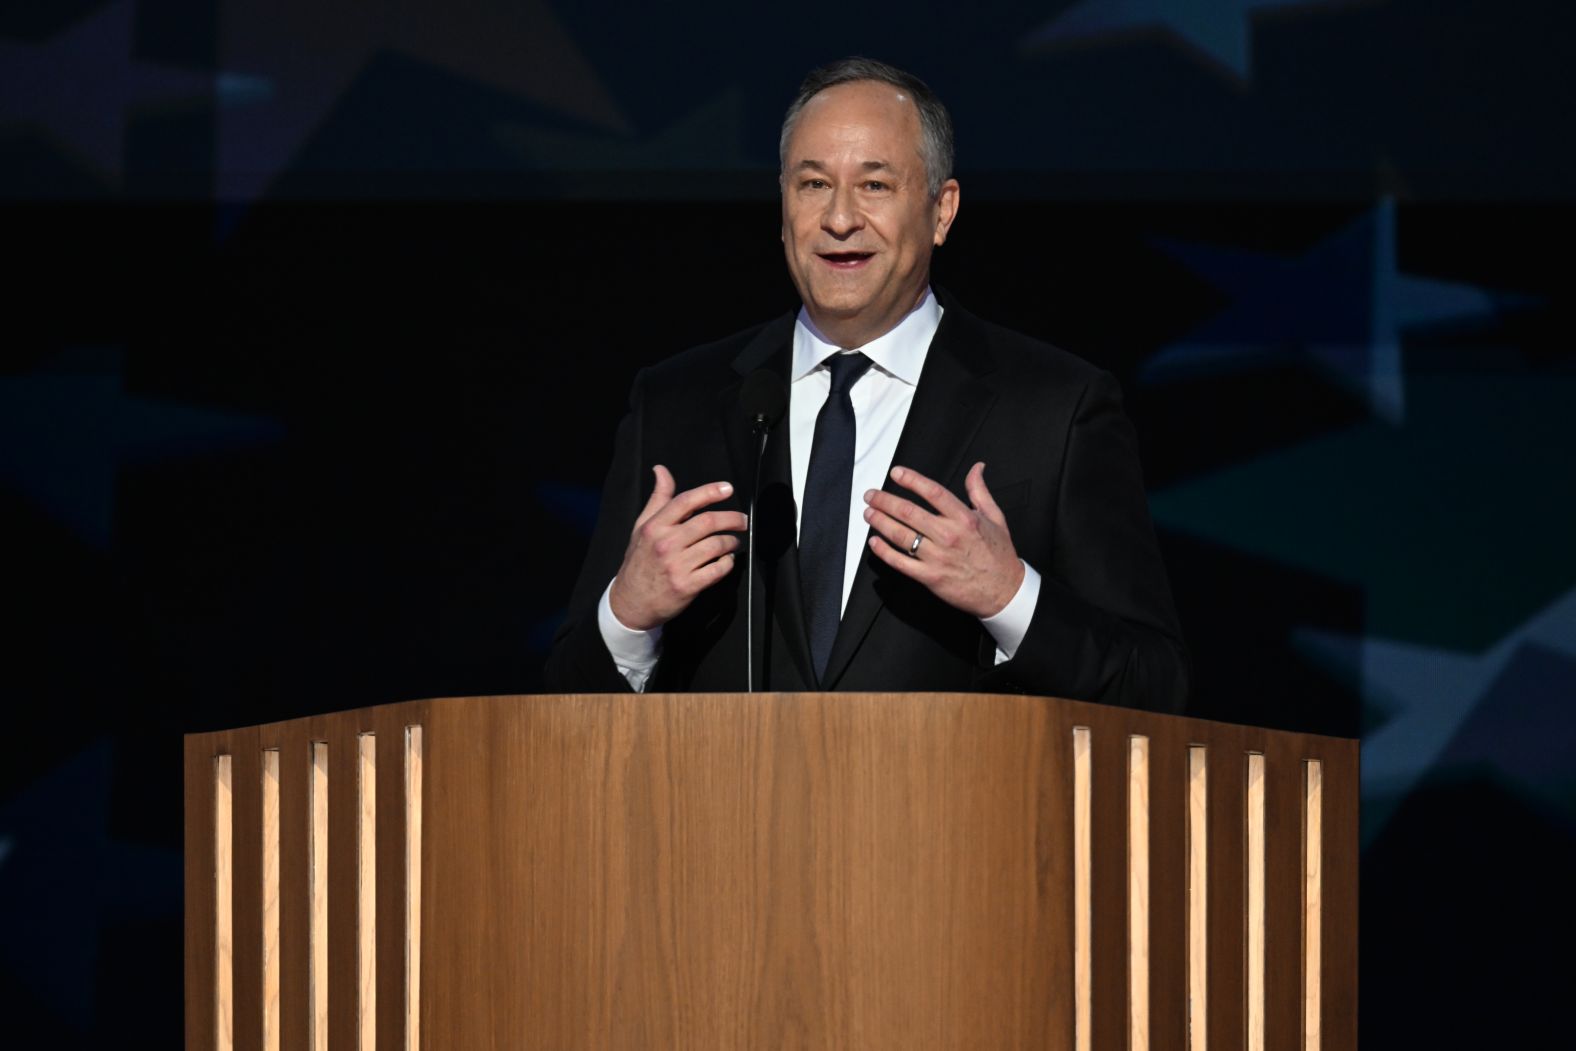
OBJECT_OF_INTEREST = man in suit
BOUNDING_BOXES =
[544,58,1187,712]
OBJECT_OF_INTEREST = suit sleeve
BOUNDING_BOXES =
[540,372,651,693]
[979,370,1189,713]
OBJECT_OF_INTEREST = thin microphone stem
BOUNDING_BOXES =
[746,416,770,693]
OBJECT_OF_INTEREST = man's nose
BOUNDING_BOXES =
[821,186,864,237]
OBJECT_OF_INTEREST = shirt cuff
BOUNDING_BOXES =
[597,579,663,692]
[980,560,1041,666]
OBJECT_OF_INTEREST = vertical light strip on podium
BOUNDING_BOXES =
[214,754,234,1051]
[1072,726,1092,1051]
[261,749,281,1051]
[310,742,329,1051]
[358,733,377,1051]
[1305,759,1323,1051]
[1186,746,1208,1051]
[1246,752,1266,1051]
[1128,735,1150,1051]
[197,721,426,1050]
[406,725,423,1051]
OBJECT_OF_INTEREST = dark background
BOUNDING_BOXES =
[3,0,1573,1044]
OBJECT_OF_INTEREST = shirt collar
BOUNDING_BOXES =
[791,287,941,387]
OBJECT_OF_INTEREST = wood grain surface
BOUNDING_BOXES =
[1206,723,1248,1051]
[261,750,280,1051]
[1073,726,1092,1051]
[232,732,263,1051]
[1304,761,1322,1051]
[1128,736,1151,1051]
[1146,735,1187,1051]
[405,726,423,1051]
[1186,747,1208,1051]
[215,754,233,1051]
[183,693,1358,1051]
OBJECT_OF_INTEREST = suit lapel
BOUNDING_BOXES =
[722,313,816,689]
[718,314,791,508]
[820,299,999,688]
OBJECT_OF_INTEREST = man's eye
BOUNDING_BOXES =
[802,179,828,190]
[865,181,889,191]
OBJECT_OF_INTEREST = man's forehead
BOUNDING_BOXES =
[800,79,917,120]
[788,81,924,160]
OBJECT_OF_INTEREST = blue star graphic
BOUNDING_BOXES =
[1297,587,1576,842]
[1141,199,1512,423]
[0,1,265,185]
[0,740,182,1024]
[1148,374,1576,648]
[495,88,751,180]
[214,0,628,204]
[1023,0,1347,81]
[0,348,283,548]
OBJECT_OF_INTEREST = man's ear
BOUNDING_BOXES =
[933,179,961,246]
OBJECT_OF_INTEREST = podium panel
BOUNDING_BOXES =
[185,693,1357,1050]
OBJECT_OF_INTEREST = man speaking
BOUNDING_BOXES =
[545,58,1187,712]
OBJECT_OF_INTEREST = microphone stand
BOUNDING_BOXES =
[746,413,770,694]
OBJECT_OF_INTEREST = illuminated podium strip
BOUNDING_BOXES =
[202,722,422,1051]
[1073,732,1326,1051]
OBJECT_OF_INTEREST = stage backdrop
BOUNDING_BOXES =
[3,1,1573,1045]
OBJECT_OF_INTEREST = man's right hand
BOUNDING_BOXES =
[607,465,747,631]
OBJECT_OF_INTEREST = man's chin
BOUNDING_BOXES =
[808,300,867,319]
[804,286,877,320]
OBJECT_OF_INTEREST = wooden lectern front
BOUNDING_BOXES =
[184,693,1357,1050]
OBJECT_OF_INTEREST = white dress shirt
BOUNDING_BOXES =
[598,288,1042,690]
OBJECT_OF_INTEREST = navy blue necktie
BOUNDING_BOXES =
[800,351,874,683]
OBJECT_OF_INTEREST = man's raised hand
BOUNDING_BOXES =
[608,465,747,631]
[862,462,1025,619]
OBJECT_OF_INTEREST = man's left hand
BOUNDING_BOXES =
[863,462,1025,619]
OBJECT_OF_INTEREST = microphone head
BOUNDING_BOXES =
[740,369,788,428]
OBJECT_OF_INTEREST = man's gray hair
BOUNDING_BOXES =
[779,57,955,200]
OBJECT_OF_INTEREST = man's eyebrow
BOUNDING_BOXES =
[789,159,896,174]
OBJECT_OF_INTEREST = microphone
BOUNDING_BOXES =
[740,370,787,693]
[741,369,788,435]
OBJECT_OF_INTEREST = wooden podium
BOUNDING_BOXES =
[184,693,1356,1050]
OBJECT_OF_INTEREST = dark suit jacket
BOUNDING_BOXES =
[544,291,1188,712]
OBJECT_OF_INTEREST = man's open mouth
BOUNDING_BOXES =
[817,251,875,269]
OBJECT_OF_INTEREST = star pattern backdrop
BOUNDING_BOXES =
[2,0,1573,1045]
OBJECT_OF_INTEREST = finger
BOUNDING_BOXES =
[668,509,750,551]
[681,533,741,572]
[653,479,736,527]
[889,465,969,518]
[867,533,938,584]
[694,551,737,587]
[863,504,926,557]
[635,464,676,528]
[965,462,1006,526]
[863,489,944,540]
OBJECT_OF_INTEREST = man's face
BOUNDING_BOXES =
[781,80,959,349]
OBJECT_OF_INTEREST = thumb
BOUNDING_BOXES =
[965,462,1005,525]
[636,464,675,526]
